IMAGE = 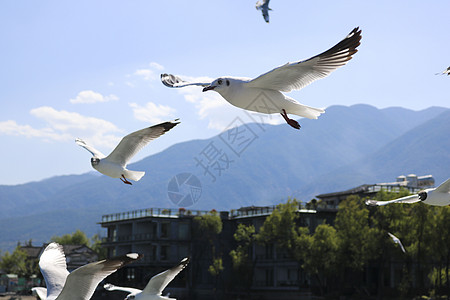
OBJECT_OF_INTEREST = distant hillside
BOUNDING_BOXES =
[294,109,450,199]
[0,104,448,252]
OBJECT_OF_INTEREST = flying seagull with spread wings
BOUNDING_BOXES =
[104,257,189,300]
[38,242,142,300]
[366,178,450,207]
[255,0,271,23]
[388,232,406,253]
[161,27,361,129]
[76,119,180,184]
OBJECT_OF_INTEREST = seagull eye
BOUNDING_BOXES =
[226,79,230,86]
[218,79,223,85]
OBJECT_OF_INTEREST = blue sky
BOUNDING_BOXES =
[0,1,449,185]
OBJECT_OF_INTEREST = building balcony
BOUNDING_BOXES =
[100,207,214,224]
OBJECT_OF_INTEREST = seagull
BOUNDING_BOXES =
[388,232,406,253]
[435,66,450,75]
[366,178,450,207]
[161,27,361,130]
[104,257,189,300]
[38,242,142,300]
[255,0,271,23]
[76,119,180,184]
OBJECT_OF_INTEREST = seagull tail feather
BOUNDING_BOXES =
[124,170,145,181]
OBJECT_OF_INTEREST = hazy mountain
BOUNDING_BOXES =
[295,109,450,199]
[0,104,448,252]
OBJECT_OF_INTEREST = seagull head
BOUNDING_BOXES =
[202,77,230,93]
[418,190,429,201]
[91,157,100,166]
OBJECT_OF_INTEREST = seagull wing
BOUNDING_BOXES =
[104,283,142,295]
[31,287,48,300]
[436,67,450,75]
[435,178,450,193]
[261,7,269,23]
[245,27,362,92]
[105,119,180,166]
[75,138,106,159]
[39,243,70,300]
[55,253,142,300]
[366,194,421,206]
[141,258,189,296]
[161,73,210,88]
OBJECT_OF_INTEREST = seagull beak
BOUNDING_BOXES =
[202,85,215,92]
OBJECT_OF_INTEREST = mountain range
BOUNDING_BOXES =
[0,104,449,252]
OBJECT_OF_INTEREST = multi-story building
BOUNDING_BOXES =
[99,174,435,299]
[99,206,335,299]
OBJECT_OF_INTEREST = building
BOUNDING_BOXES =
[99,205,335,299]
[316,174,434,208]
[98,174,436,299]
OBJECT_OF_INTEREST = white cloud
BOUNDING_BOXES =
[133,62,165,82]
[134,69,157,81]
[0,106,123,148]
[0,120,69,141]
[70,90,119,104]
[149,62,164,70]
[129,101,176,124]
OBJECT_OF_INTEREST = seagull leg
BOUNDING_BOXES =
[280,109,301,129]
[120,175,132,185]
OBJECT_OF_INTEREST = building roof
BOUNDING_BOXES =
[316,184,372,198]
[20,246,42,259]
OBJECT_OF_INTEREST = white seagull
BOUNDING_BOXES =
[76,119,180,185]
[366,178,450,207]
[435,66,450,76]
[388,232,406,253]
[255,0,271,23]
[104,257,189,300]
[39,242,142,300]
[161,27,361,130]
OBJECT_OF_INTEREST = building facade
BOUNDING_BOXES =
[99,206,336,299]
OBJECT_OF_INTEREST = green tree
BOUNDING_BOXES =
[0,243,39,278]
[229,223,256,292]
[302,224,338,295]
[257,199,301,254]
[230,223,255,269]
[51,230,107,259]
[406,203,435,289]
[428,206,450,294]
[334,195,372,293]
[257,199,313,290]
[335,195,371,271]
[91,234,107,260]
[194,211,224,293]
[51,229,90,245]
[366,189,412,298]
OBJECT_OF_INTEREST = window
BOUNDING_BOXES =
[178,245,189,258]
[265,243,273,259]
[127,268,135,281]
[265,268,274,286]
[160,245,169,261]
[160,222,170,238]
[178,223,190,240]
